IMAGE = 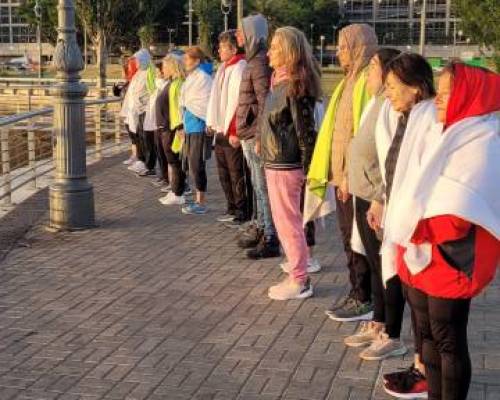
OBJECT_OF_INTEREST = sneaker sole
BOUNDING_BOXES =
[280,265,322,274]
[326,310,374,323]
[343,339,373,348]
[360,345,408,361]
[268,286,314,301]
[383,386,428,399]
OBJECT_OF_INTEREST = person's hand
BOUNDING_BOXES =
[337,177,351,203]
[367,200,384,231]
[205,127,216,137]
[229,135,240,148]
[254,140,261,156]
[178,129,185,141]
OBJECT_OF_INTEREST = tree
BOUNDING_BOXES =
[18,0,59,45]
[192,0,224,55]
[454,0,500,71]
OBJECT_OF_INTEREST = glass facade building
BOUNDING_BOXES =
[0,0,36,44]
[340,0,459,45]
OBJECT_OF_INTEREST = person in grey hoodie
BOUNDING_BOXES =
[235,14,280,260]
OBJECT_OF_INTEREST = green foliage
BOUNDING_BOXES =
[18,0,58,44]
[454,0,500,71]
[138,25,156,48]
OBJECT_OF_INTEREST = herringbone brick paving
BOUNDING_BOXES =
[0,155,498,400]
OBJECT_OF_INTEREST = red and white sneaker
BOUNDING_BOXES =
[383,364,428,399]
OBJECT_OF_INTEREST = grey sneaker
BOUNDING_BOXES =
[326,297,373,322]
[344,321,383,347]
[325,294,351,315]
[360,332,408,361]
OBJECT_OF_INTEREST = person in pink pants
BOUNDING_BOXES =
[258,26,322,300]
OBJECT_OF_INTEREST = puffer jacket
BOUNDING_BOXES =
[236,14,272,141]
[260,82,317,172]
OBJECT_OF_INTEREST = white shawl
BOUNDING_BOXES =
[381,106,500,283]
[180,67,213,120]
[206,59,246,135]
[121,69,149,133]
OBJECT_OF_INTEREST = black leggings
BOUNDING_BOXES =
[355,197,405,338]
[163,130,185,197]
[407,286,471,400]
[184,133,207,193]
[334,192,371,303]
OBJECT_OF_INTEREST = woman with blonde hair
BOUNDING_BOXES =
[260,26,321,300]
[157,53,189,206]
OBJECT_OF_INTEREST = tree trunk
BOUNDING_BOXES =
[95,29,108,98]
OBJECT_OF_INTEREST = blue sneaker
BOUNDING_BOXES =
[181,203,207,215]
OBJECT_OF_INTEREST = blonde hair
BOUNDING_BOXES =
[162,54,186,80]
[272,26,322,99]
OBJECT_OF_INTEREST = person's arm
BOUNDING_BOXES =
[250,59,271,141]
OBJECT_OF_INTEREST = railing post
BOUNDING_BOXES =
[95,104,102,160]
[114,105,121,154]
[1,128,12,206]
[28,126,37,189]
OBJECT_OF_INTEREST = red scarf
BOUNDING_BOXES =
[446,63,500,127]
[224,54,245,68]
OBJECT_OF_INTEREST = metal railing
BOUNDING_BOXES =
[0,97,126,207]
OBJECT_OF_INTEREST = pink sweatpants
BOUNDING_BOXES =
[265,168,308,283]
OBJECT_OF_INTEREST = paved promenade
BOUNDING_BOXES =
[0,155,499,400]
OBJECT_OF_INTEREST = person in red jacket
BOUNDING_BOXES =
[385,63,500,400]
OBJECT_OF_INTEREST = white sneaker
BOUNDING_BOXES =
[128,160,145,172]
[268,277,313,301]
[280,258,322,274]
[159,192,185,206]
[123,156,136,165]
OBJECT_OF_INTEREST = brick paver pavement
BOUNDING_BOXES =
[0,155,499,400]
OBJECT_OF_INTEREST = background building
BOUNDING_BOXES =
[0,0,52,61]
[340,0,458,45]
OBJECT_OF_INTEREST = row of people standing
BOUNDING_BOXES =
[303,23,499,400]
[118,17,499,400]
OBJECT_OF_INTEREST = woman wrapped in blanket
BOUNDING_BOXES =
[179,47,213,215]
[383,62,500,400]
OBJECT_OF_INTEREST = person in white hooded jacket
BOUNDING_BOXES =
[206,30,248,225]
[123,49,154,174]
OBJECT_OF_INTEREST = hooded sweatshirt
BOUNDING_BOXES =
[394,64,500,299]
[236,14,272,141]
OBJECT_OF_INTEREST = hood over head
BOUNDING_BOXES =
[339,23,378,78]
[446,63,500,127]
[134,49,152,70]
[242,14,269,60]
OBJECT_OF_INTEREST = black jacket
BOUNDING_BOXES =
[236,47,272,141]
[155,81,171,132]
[260,83,317,172]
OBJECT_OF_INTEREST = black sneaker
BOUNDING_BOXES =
[225,217,247,229]
[246,235,281,260]
[325,297,373,322]
[138,169,156,177]
[237,224,262,249]
[325,294,351,314]
[383,365,428,399]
